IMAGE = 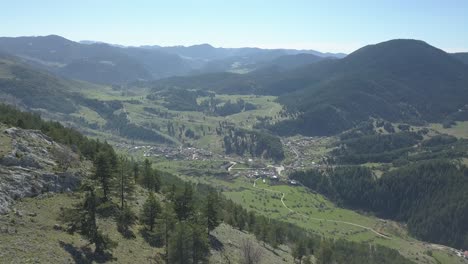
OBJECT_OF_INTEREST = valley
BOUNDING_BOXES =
[1,34,468,263]
[47,82,465,264]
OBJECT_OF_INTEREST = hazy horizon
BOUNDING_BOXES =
[2,0,468,54]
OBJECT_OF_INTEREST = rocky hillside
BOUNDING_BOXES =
[0,124,90,214]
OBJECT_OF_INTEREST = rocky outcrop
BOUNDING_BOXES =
[0,127,90,214]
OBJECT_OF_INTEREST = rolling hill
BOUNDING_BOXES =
[0,35,344,85]
[259,53,326,70]
[273,39,468,135]
[147,56,337,95]
[0,35,185,84]
[0,52,82,113]
[143,43,345,60]
[152,39,468,136]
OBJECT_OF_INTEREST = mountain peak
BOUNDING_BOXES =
[340,38,466,73]
[189,43,215,49]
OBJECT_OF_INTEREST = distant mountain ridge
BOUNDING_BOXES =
[0,52,82,113]
[149,39,468,136]
[0,35,189,84]
[0,35,344,84]
[139,43,346,60]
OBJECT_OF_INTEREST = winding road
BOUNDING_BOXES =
[252,178,391,239]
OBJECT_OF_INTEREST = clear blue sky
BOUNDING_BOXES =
[2,0,467,53]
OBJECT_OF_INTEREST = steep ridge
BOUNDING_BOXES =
[0,125,90,214]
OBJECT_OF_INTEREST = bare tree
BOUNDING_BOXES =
[53,147,75,171]
[240,238,262,264]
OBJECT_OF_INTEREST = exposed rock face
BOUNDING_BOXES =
[0,127,90,214]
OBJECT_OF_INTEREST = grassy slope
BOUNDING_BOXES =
[0,124,12,158]
[154,158,464,264]
[76,86,284,155]
[0,195,151,263]
[430,121,468,139]
[0,190,158,263]
[210,223,294,264]
[70,106,108,126]
[0,191,294,263]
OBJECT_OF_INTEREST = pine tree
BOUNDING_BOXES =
[174,183,194,221]
[205,189,220,235]
[317,241,333,264]
[93,152,113,201]
[117,205,136,238]
[247,211,256,232]
[167,184,177,202]
[117,156,135,209]
[292,239,306,264]
[161,203,177,263]
[140,192,161,231]
[192,223,209,263]
[142,159,161,192]
[62,181,116,254]
[168,222,193,264]
[132,160,139,181]
[80,182,99,249]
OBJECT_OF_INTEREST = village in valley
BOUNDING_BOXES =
[115,135,468,263]
[115,135,331,187]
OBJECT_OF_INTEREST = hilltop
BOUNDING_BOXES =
[273,39,468,135]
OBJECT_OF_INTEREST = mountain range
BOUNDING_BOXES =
[1,35,468,137]
[0,35,343,84]
[149,39,468,135]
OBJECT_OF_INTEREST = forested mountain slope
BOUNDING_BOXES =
[149,39,468,136]
[0,53,82,113]
[0,35,191,84]
[273,39,468,135]
[452,52,468,65]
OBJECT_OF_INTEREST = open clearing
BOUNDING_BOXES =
[430,121,468,139]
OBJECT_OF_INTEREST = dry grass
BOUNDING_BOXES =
[0,124,12,158]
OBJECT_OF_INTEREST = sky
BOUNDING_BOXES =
[1,0,467,53]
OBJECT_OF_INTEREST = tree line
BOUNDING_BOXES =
[290,160,468,248]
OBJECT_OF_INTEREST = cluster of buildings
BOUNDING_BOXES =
[283,137,326,169]
[454,249,468,260]
[243,168,276,179]
[228,164,302,185]
[114,142,217,161]
[142,146,215,161]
